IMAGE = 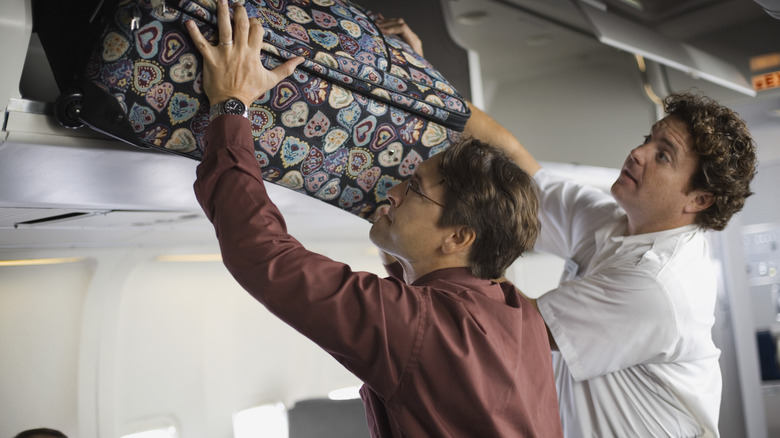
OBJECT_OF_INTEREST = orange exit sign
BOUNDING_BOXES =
[752,71,780,91]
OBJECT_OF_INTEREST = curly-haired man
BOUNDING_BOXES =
[466,92,757,437]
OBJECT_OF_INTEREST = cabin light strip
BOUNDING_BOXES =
[0,257,86,266]
[155,254,222,262]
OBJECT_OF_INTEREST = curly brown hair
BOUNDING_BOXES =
[664,92,757,231]
[436,137,540,279]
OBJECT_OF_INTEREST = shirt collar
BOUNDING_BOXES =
[605,222,701,251]
[412,267,485,287]
[412,267,506,301]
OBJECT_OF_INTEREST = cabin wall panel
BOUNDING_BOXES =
[115,252,368,437]
[0,260,94,438]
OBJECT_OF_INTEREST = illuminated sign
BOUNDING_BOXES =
[750,53,780,72]
[752,71,780,91]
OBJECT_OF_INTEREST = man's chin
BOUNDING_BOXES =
[368,223,382,246]
[611,183,635,213]
[610,179,624,197]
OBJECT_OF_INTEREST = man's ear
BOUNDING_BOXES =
[442,226,476,255]
[685,190,715,214]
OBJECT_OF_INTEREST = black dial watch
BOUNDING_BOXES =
[209,97,249,120]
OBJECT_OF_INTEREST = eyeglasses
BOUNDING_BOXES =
[404,178,444,208]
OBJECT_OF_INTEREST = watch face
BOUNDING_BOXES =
[224,98,246,115]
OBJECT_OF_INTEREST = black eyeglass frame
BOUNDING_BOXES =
[404,178,445,208]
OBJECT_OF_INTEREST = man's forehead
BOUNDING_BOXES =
[416,152,444,179]
[653,115,690,132]
[652,117,693,148]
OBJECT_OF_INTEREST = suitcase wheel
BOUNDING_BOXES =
[54,89,85,129]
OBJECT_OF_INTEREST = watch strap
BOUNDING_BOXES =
[209,98,249,120]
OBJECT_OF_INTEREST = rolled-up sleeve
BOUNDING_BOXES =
[533,168,619,260]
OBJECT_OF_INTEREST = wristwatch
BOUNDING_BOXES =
[209,97,249,120]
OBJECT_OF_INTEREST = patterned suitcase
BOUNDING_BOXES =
[57,0,471,219]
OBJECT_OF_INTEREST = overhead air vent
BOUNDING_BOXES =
[0,208,101,229]
[1,208,205,230]
[15,211,91,226]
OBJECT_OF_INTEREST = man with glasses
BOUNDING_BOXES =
[188,2,563,437]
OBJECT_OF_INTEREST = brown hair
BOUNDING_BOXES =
[437,137,540,279]
[664,92,758,231]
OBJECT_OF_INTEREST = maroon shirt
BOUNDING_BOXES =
[194,115,563,438]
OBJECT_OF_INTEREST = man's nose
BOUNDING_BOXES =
[386,180,406,207]
[628,145,644,164]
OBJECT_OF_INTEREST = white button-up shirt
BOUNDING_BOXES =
[534,168,722,438]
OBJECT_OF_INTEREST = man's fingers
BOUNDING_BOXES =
[378,18,405,26]
[232,2,250,46]
[375,17,423,55]
[185,20,211,56]
[248,18,265,50]
[380,24,404,34]
[268,57,304,85]
[216,0,232,44]
[377,18,406,33]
